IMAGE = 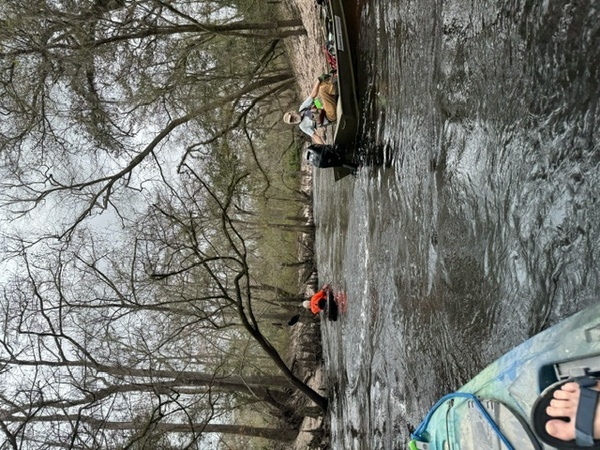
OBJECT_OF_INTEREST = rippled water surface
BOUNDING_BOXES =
[314,1,600,448]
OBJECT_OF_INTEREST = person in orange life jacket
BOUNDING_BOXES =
[302,284,331,315]
[283,74,337,145]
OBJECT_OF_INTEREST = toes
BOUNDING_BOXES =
[554,383,585,401]
[546,418,576,442]
[549,398,574,409]
[546,404,575,419]
[553,388,577,401]
[559,382,581,393]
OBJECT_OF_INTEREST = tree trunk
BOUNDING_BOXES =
[1,414,299,441]
[0,357,292,389]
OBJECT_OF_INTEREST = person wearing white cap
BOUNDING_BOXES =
[301,284,331,315]
[283,74,337,145]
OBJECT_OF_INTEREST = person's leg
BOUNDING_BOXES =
[545,381,600,441]
[318,80,337,122]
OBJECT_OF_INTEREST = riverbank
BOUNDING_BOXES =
[277,0,332,448]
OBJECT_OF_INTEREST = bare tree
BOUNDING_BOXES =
[0,1,321,447]
[0,151,324,447]
[142,161,328,410]
[0,0,300,239]
[0,234,306,447]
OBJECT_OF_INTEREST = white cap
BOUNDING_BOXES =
[283,112,301,125]
[302,300,311,309]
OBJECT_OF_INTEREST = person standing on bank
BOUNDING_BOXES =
[283,73,337,145]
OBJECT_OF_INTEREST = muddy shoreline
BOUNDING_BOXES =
[277,0,332,448]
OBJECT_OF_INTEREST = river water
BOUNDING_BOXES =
[313,1,600,448]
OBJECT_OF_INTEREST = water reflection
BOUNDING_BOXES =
[314,0,600,448]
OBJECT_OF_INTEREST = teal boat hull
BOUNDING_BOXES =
[412,304,600,450]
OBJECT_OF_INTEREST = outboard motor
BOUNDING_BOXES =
[306,144,356,170]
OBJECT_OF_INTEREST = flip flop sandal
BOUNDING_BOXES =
[531,377,600,449]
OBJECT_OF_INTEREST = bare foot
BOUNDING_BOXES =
[545,381,600,442]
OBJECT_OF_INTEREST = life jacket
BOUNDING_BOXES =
[300,102,327,128]
[309,290,328,314]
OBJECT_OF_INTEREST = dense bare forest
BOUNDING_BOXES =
[0,0,323,448]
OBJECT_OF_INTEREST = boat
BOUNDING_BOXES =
[409,303,600,450]
[319,0,360,181]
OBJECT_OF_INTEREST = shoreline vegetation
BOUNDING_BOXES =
[276,0,333,448]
